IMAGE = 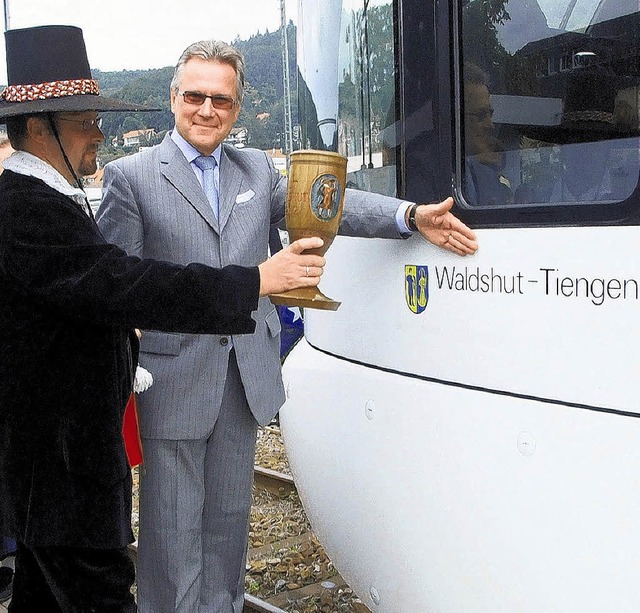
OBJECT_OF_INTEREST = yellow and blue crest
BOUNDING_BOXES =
[405,265,429,314]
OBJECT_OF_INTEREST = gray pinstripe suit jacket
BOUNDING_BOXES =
[97,133,404,438]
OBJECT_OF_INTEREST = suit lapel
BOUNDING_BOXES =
[218,145,242,233]
[158,136,219,232]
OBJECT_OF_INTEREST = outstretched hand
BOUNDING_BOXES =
[412,198,478,256]
[258,237,326,296]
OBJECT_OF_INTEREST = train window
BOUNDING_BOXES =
[297,0,397,197]
[458,0,640,211]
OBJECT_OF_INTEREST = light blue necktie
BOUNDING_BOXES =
[193,155,219,218]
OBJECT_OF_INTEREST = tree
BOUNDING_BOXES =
[121,116,144,133]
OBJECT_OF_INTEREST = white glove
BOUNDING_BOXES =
[133,365,153,394]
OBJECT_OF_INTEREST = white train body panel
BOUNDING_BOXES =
[281,229,640,611]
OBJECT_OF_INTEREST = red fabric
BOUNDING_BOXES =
[122,394,143,467]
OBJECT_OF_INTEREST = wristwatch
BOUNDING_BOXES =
[407,203,420,232]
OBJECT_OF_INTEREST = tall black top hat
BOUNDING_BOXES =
[0,25,154,121]
[528,68,639,144]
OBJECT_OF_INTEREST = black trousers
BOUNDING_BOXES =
[8,541,135,612]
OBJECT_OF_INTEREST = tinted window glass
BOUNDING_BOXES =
[297,0,397,197]
[460,0,640,208]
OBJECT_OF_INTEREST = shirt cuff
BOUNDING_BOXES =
[396,201,415,236]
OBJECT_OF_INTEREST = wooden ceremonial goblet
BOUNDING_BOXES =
[270,149,347,311]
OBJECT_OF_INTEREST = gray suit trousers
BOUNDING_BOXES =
[136,351,257,613]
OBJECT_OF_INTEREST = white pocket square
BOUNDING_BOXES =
[235,189,255,203]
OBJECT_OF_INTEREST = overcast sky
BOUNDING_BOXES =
[0,0,298,83]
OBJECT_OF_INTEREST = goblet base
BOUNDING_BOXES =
[270,287,341,311]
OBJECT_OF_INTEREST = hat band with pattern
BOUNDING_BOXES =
[1,78,100,103]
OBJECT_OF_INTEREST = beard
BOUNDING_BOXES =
[77,148,98,178]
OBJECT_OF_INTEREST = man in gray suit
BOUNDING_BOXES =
[97,39,478,612]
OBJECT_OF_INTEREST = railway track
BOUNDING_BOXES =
[246,463,367,612]
[244,592,289,613]
[243,465,295,613]
[253,465,296,496]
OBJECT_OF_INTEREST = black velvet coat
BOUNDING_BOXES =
[0,170,260,548]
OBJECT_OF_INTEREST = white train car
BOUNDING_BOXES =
[281,0,640,610]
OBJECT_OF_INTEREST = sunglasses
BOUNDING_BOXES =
[178,91,237,110]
